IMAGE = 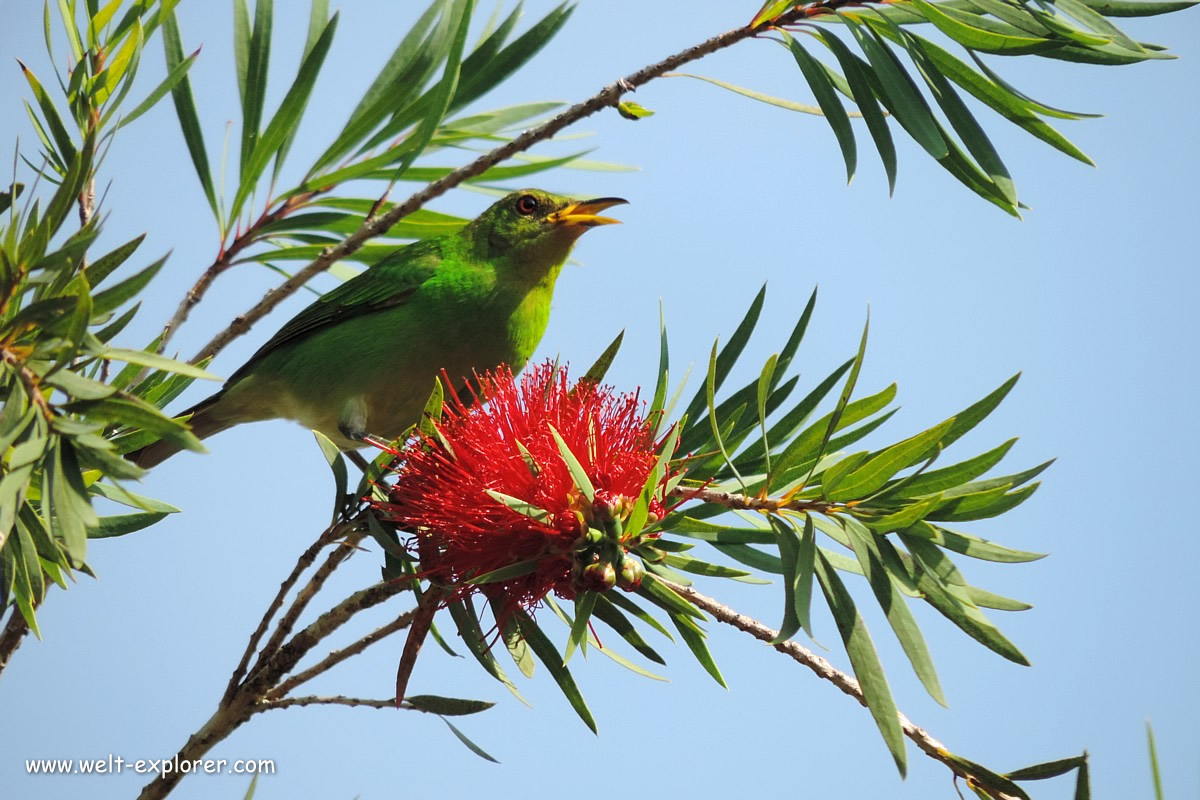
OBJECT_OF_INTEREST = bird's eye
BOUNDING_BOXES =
[515,194,538,215]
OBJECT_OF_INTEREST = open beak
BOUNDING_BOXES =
[547,197,628,229]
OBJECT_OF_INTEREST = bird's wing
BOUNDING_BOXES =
[225,238,443,386]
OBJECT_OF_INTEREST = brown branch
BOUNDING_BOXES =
[265,607,415,701]
[0,606,34,678]
[221,522,342,705]
[187,6,828,366]
[247,526,368,680]
[137,578,415,800]
[666,581,1023,800]
[157,192,315,354]
[260,694,402,711]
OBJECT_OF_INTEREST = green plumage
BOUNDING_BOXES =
[131,189,625,467]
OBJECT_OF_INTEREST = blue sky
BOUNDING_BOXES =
[2,1,1198,798]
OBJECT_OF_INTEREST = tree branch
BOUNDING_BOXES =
[265,607,415,701]
[221,522,342,705]
[157,192,316,354]
[260,694,402,711]
[666,581,1023,800]
[247,526,368,679]
[137,577,415,800]
[187,5,827,366]
[0,606,33,678]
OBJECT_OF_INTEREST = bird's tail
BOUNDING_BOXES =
[126,391,232,468]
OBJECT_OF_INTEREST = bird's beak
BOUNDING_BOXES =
[547,197,628,229]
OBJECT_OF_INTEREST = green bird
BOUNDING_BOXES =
[130,189,626,467]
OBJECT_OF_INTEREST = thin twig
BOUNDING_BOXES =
[221,522,342,705]
[138,579,415,800]
[260,695,402,711]
[666,581,1023,800]
[265,607,415,701]
[157,192,315,353]
[682,486,841,515]
[248,525,366,678]
[188,5,832,366]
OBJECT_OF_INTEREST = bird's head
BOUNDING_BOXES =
[473,189,627,277]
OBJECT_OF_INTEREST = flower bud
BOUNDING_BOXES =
[581,561,617,591]
[592,490,632,524]
[617,556,644,591]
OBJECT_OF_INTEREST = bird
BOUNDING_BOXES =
[129,189,627,467]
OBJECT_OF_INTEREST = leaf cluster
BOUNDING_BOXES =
[1,0,219,637]
[731,0,1196,214]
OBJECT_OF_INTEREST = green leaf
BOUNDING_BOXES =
[637,572,706,620]
[896,29,1017,206]
[312,430,348,522]
[883,438,1016,499]
[903,521,1045,563]
[16,59,75,163]
[906,0,1060,53]
[682,284,766,426]
[752,0,797,26]
[650,303,670,425]
[662,553,763,582]
[513,608,596,733]
[451,2,574,113]
[814,549,906,775]
[487,596,534,677]
[484,490,551,524]
[405,694,495,716]
[446,600,525,703]
[547,423,594,503]
[735,357,852,470]
[784,314,869,490]
[86,233,146,288]
[770,514,815,642]
[117,44,200,129]
[843,516,945,705]
[827,419,956,501]
[842,14,947,159]
[86,512,169,539]
[591,594,667,665]
[238,0,273,174]
[438,716,500,763]
[1006,754,1087,781]
[581,330,623,385]
[564,590,598,664]
[605,591,675,642]
[102,348,219,381]
[901,533,1029,664]
[43,369,117,401]
[663,72,824,116]
[1076,0,1196,15]
[91,253,167,316]
[162,6,218,218]
[230,12,338,224]
[669,607,726,687]
[811,29,897,193]
[785,33,856,182]
[466,557,539,585]
[928,483,1040,521]
[388,0,474,182]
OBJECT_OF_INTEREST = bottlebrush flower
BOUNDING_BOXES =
[376,360,673,619]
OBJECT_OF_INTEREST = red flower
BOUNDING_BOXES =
[376,361,671,618]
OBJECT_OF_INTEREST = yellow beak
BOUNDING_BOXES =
[547,197,628,229]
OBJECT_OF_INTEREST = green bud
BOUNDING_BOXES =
[582,561,617,592]
[617,556,644,591]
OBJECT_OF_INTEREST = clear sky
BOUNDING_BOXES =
[2,1,1198,798]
